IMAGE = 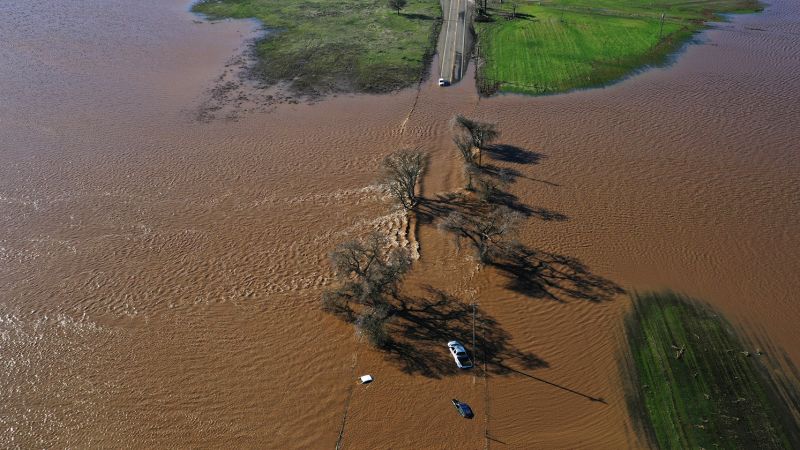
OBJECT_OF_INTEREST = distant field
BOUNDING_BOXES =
[193,0,441,94]
[624,292,800,449]
[474,0,762,95]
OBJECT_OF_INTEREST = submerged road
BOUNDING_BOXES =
[439,0,470,84]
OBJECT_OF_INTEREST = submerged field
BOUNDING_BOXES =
[5,0,800,445]
[193,0,441,94]
[624,292,800,449]
[475,0,762,94]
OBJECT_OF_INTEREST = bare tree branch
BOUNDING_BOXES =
[439,205,522,262]
[380,149,428,210]
[452,114,500,167]
[453,135,478,190]
[327,232,411,310]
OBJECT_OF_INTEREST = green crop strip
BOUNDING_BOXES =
[623,292,800,449]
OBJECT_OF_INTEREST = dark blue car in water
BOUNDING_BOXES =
[451,399,474,419]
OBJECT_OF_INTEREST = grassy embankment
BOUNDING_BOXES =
[624,292,800,449]
[474,0,763,95]
[193,0,441,94]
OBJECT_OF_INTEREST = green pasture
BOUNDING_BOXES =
[193,0,441,94]
[474,0,761,94]
[624,292,799,449]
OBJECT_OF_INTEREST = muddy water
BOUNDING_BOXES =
[2,0,799,447]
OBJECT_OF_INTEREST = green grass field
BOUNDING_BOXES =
[193,0,441,94]
[475,0,762,95]
[624,292,800,449]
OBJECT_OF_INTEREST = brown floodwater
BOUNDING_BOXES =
[1,0,798,447]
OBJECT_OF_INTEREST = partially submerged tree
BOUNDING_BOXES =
[439,205,521,262]
[328,232,411,308]
[453,134,478,190]
[475,178,502,203]
[475,167,514,202]
[388,0,408,15]
[322,232,410,347]
[380,149,428,210]
[453,115,500,167]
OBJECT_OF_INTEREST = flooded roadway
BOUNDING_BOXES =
[1,0,799,447]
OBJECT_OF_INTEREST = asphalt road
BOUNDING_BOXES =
[439,0,470,84]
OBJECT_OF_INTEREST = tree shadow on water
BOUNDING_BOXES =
[415,193,482,225]
[384,286,548,378]
[483,146,561,187]
[488,243,624,303]
[414,191,616,303]
[485,144,544,165]
[413,140,620,307]
[480,163,523,184]
[483,188,568,222]
[416,190,566,226]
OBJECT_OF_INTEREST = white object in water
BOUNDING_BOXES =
[359,375,374,384]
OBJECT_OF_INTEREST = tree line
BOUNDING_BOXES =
[321,115,519,347]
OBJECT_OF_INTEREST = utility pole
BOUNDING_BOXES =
[659,12,665,40]
[472,294,478,384]
[472,302,476,357]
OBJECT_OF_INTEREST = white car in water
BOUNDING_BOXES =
[447,340,472,369]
